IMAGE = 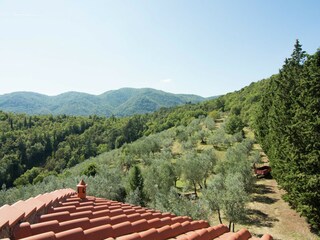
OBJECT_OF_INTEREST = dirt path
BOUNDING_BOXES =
[237,176,319,240]
[235,129,318,239]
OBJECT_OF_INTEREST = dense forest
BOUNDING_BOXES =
[0,104,208,188]
[0,40,319,233]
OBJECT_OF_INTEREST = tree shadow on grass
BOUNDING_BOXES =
[241,209,279,228]
[252,183,275,195]
[253,195,278,204]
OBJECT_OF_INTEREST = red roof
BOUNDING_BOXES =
[0,189,273,240]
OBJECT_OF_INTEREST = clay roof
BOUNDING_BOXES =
[0,189,273,240]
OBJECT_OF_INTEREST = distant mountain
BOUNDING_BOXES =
[0,88,208,116]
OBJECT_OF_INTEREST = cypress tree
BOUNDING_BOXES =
[127,165,145,206]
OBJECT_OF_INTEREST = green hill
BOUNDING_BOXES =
[0,88,207,116]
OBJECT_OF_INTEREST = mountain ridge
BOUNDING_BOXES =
[0,88,210,116]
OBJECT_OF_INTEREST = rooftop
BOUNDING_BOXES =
[0,184,273,240]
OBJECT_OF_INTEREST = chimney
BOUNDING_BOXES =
[77,179,87,199]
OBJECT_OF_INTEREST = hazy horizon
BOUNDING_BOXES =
[0,87,216,98]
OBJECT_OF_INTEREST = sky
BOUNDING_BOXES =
[0,1,319,97]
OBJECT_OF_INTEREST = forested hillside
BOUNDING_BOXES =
[0,103,208,188]
[0,88,206,116]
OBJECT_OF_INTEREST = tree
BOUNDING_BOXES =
[208,110,221,121]
[181,152,207,197]
[153,187,208,221]
[203,174,225,224]
[127,165,145,206]
[224,115,244,135]
[81,163,98,177]
[223,173,249,231]
[198,149,217,188]
[290,39,306,66]
[13,167,42,186]
[144,159,176,204]
[123,115,146,143]
[203,116,215,130]
[196,129,209,144]
[125,187,144,206]
[0,154,24,187]
[204,171,249,231]
[208,128,229,149]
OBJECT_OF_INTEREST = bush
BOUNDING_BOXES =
[225,115,244,134]
[81,163,98,177]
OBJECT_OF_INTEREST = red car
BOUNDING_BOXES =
[253,163,272,177]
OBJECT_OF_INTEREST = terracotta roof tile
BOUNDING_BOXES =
[12,201,37,219]
[233,228,252,240]
[24,198,46,212]
[181,225,229,240]
[156,225,173,238]
[92,209,112,218]
[131,219,148,232]
[89,216,110,228]
[126,213,141,222]
[83,224,113,239]
[117,232,141,240]
[20,231,55,240]
[70,209,93,219]
[34,194,55,208]
[215,229,252,240]
[215,232,235,240]
[39,211,70,223]
[48,205,76,214]
[0,188,273,240]
[14,222,32,239]
[59,201,79,207]
[208,224,230,238]
[59,217,90,232]
[0,218,9,231]
[139,228,159,239]
[0,204,25,227]
[55,227,85,240]
[262,234,273,240]
[147,218,163,229]
[30,221,60,236]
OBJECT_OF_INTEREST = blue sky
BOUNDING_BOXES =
[0,1,319,97]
